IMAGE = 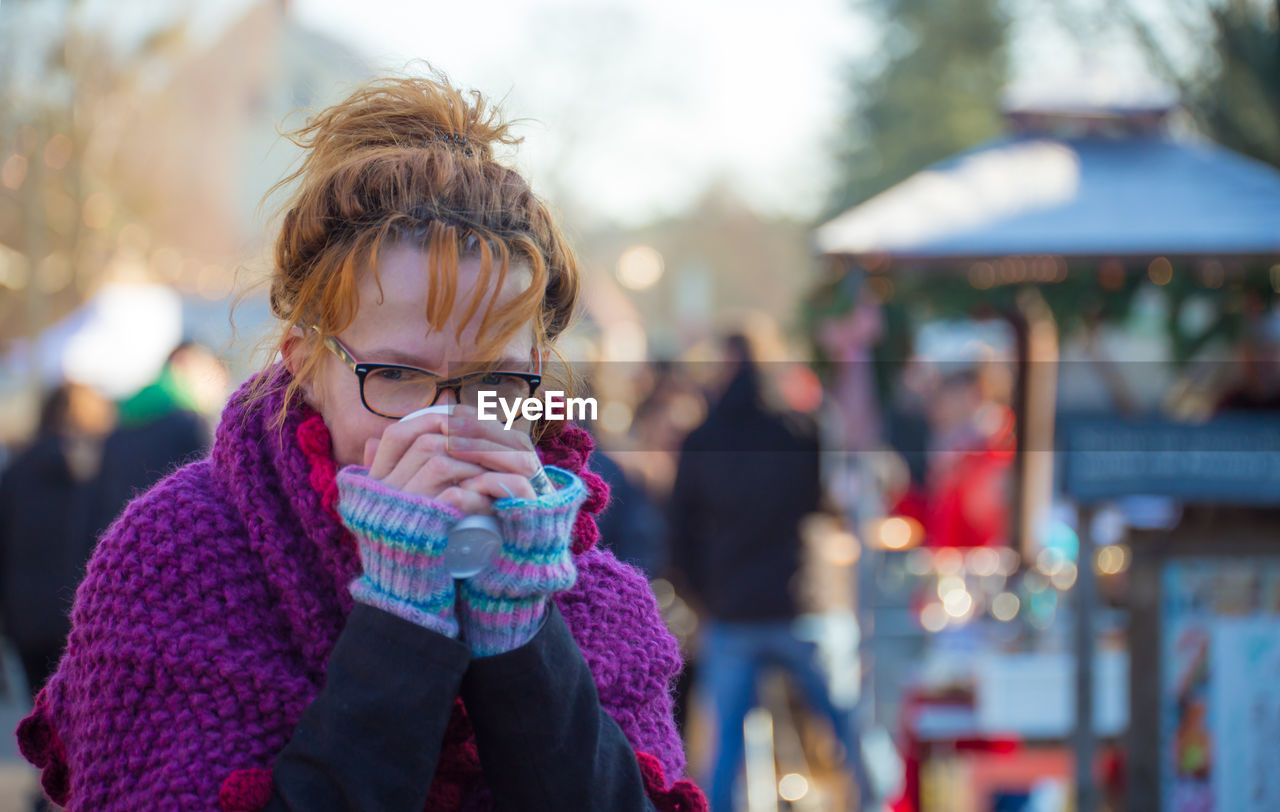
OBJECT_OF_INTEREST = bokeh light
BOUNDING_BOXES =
[778,773,809,802]
[934,547,964,575]
[943,588,974,619]
[992,591,1020,621]
[615,245,664,290]
[878,516,918,550]
[1147,256,1173,285]
[921,602,948,632]
[967,547,1000,576]
[1096,544,1130,575]
[905,548,933,576]
[936,574,966,600]
[1050,561,1078,591]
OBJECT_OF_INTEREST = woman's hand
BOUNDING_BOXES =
[336,466,464,638]
[356,405,582,655]
[363,406,537,514]
[456,466,587,656]
[442,405,540,503]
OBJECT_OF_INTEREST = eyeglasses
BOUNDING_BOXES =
[319,333,542,420]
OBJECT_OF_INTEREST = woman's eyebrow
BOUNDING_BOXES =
[458,357,534,374]
[363,349,530,372]
[364,347,440,368]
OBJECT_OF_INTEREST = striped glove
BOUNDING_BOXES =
[456,465,587,656]
[336,466,461,638]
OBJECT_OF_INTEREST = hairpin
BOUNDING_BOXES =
[427,132,473,157]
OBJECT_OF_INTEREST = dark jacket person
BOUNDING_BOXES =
[668,337,821,621]
[0,383,113,695]
[668,332,872,811]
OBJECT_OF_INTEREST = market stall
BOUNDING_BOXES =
[811,101,1280,811]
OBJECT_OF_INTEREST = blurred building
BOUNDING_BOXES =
[576,184,815,357]
[111,0,369,267]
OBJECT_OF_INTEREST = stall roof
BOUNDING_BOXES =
[816,127,1280,261]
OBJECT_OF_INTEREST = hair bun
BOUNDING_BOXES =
[289,70,518,167]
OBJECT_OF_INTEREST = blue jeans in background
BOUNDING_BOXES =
[698,618,872,811]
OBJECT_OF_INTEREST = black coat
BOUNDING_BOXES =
[593,450,667,578]
[668,366,822,622]
[91,409,209,539]
[0,436,97,648]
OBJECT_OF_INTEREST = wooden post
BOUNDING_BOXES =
[1074,506,1098,811]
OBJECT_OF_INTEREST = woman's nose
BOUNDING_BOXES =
[434,387,460,407]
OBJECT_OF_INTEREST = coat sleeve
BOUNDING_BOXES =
[458,601,655,810]
[258,603,471,811]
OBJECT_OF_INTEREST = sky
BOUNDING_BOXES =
[61,0,1191,226]
[287,0,874,226]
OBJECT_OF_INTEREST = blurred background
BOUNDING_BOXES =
[1,0,1279,810]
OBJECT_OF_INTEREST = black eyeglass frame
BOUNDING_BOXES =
[320,333,543,420]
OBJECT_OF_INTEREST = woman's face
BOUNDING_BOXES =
[291,242,536,468]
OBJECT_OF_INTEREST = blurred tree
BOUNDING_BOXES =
[1144,0,1278,168]
[1061,0,1280,168]
[824,0,1010,217]
[0,2,190,344]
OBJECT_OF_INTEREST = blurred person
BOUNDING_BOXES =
[0,382,113,697]
[817,294,884,453]
[922,368,1014,548]
[576,373,669,578]
[1216,296,1280,412]
[17,74,703,810]
[626,359,707,499]
[669,332,873,810]
[90,341,225,537]
[593,447,668,578]
[890,364,1014,548]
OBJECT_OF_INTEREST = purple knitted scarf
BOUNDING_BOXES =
[17,364,704,811]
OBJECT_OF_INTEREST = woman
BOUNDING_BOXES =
[18,75,705,811]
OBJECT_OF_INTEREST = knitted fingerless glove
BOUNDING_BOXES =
[336,466,461,638]
[457,465,587,656]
